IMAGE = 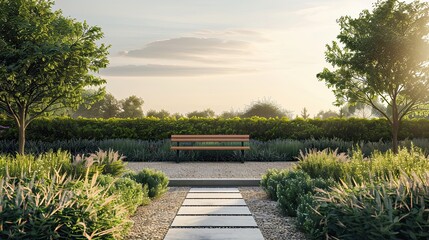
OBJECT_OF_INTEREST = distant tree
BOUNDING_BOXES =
[72,92,119,119]
[146,109,171,119]
[101,94,121,118]
[316,110,339,119]
[300,107,310,119]
[317,0,429,153]
[242,100,292,118]
[187,109,216,118]
[220,109,242,119]
[119,95,144,118]
[171,112,184,119]
[0,0,109,154]
[347,103,376,119]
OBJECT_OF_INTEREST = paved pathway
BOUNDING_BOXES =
[164,188,264,240]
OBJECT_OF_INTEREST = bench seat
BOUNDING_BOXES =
[171,135,250,163]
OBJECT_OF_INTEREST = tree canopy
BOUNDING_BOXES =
[242,100,292,118]
[0,0,109,154]
[317,0,429,153]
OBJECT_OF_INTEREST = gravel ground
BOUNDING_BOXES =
[240,187,307,240]
[127,187,189,240]
[126,161,296,178]
[126,163,303,240]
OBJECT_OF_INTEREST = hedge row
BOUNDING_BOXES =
[1,117,429,142]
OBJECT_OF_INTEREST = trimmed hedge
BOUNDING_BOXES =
[1,117,429,142]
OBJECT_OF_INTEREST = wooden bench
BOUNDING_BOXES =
[171,135,250,163]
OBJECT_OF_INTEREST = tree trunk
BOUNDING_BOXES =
[18,124,26,155]
[392,119,399,154]
[17,108,26,155]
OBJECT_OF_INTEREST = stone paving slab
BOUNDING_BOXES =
[189,188,240,193]
[182,199,247,206]
[186,193,243,199]
[171,216,258,227]
[164,228,264,240]
[177,206,251,215]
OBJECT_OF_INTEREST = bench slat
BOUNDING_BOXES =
[171,146,250,151]
[172,135,249,138]
[171,139,249,142]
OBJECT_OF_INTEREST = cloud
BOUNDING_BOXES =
[119,37,252,63]
[100,64,255,77]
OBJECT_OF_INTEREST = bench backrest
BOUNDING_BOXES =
[171,135,250,142]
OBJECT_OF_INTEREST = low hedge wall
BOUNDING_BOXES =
[0,117,429,142]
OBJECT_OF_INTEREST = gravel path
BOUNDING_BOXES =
[240,187,307,240]
[126,163,303,239]
[127,187,189,240]
[126,162,296,178]
[128,186,306,240]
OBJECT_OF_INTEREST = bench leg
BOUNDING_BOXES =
[241,142,245,163]
[176,142,180,163]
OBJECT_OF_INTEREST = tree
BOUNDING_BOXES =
[0,0,109,154]
[73,92,120,118]
[146,109,171,119]
[186,109,216,118]
[300,107,310,119]
[101,94,121,118]
[317,0,429,153]
[242,100,292,118]
[315,110,339,119]
[119,95,144,118]
[220,109,242,119]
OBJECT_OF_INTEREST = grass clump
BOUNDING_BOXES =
[263,146,429,239]
[126,168,169,199]
[0,149,167,239]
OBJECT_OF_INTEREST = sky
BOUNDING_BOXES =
[53,0,378,117]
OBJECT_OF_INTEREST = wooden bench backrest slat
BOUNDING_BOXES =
[171,135,249,142]
[172,139,248,142]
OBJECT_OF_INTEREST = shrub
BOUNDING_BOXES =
[1,137,429,162]
[260,169,288,200]
[126,168,169,198]
[304,173,429,240]
[2,117,429,142]
[0,172,131,239]
[97,174,149,215]
[297,146,429,184]
[70,149,127,178]
[296,149,347,181]
[276,170,335,216]
[0,150,71,179]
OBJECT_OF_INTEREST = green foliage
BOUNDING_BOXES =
[264,146,429,239]
[0,0,109,154]
[186,109,216,118]
[146,109,171,119]
[304,173,429,240]
[317,0,429,153]
[119,95,144,118]
[297,146,429,184]
[0,171,131,239]
[126,168,169,198]
[260,169,288,200]
[4,117,428,142]
[73,92,121,119]
[276,171,335,216]
[242,99,292,118]
[97,175,149,215]
[2,137,429,162]
[68,149,126,178]
[296,149,346,181]
[315,110,339,119]
[0,150,165,239]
